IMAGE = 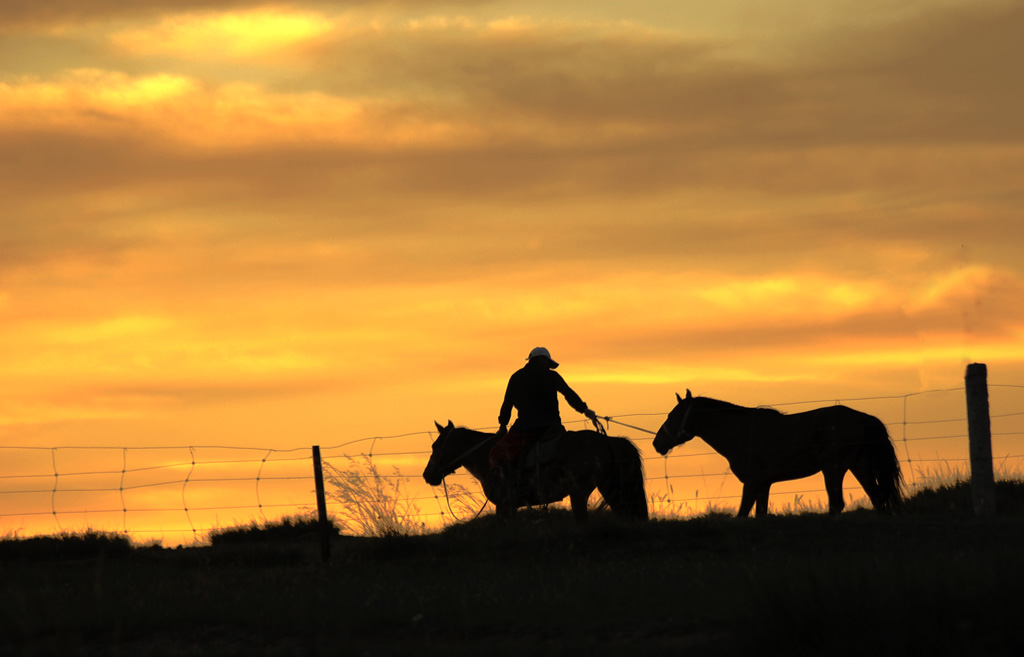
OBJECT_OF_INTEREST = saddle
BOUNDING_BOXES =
[518,426,566,469]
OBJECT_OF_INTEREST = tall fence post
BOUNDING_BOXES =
[312,445,331,562]
[965,363,996,517]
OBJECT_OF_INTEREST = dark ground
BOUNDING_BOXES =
[3,481,1024,656]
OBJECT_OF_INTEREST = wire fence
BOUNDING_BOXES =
[2,384,1023,546]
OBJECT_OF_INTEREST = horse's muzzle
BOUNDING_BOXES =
[422,464,444,486]
[652,430,671,455]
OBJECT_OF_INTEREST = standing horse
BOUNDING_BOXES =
[423,421,648,522]
[653,391,904,517]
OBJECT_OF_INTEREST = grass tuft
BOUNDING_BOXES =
[322,454,426,537]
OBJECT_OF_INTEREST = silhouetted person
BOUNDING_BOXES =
[490,347,598,472]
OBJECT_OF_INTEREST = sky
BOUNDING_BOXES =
[2,0,1023,541]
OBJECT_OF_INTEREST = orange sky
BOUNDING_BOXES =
[2,0,1023,543]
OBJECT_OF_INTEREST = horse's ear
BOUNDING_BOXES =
[676,392,683,403]
[686,389,693,399]
[435,421,444,433]
[446,420,454,429]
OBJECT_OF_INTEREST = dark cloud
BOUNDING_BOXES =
[95,378,350,406]
[2,2,1021,284]
[3,124,1020,289]
[296,3,1024,148]
[5,2,1022,198]
[803,4,1024,143]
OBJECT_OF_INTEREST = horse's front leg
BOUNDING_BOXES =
[737,484,758,517]
[494,499,517,519]
[569,490,591,523]
[823,468,847,514]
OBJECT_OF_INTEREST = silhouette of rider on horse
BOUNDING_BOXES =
[490,347,599,497]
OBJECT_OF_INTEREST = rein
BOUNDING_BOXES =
[435,428,493,523]
[440,432,493,474]
[678,403,694,440]
[442,477,489,522]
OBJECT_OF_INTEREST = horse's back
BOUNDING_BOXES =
[739,405,887,470]
[806,405,889,438]
[561,430,646,485]
[562,431,641,459]
[561,429,616,451]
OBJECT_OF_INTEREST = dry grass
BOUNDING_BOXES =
[909,459,1023,495]
[322,455,426,537]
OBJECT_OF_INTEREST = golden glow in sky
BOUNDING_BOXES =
[110,8,335,58]
[1,0,1023,542]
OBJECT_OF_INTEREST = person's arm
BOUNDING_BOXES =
[497,373,517,431]
[554,372,596,419]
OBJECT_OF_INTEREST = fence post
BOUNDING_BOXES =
[312,445,331,562]
[965,363,996,517]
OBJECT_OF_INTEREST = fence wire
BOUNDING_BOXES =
[1,385,1022,544]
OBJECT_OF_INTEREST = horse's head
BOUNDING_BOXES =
[653,390,697,455]
[422,420,457,486]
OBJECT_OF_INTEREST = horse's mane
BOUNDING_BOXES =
[696,396,785,417]
[450,425,497,441]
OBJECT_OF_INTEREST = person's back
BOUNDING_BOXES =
[491,347,596,468]
[501,359,581,433]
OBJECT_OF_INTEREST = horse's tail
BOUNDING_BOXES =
[866,416,905,513]
[599,436,649,521]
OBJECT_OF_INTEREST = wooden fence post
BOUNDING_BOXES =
[965,363,996,517]
[312,445,331,562]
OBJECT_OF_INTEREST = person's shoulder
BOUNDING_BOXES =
[546,368,567,381]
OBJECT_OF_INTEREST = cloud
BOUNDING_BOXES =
[109,7,336,59]
[2,3,1022,375]
[7,2,1023,156]
[907,266,1007,315]
[290,4,1024,148]
[0,69,477,151]
[4,2,1023,216]
[903,266,1024,344]
[0,0,498,31]
[799,8,1024,159]
[0,0,260,31]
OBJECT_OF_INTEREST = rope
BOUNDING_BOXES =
[602,413,659,433]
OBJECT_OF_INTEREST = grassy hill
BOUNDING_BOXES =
[3,480,1024,656]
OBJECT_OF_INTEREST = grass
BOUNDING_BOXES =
[322,454,429,536]
[209,514,338,545]
[324,453,487,536]
[0,529,132,560]
[4,476,1024,655]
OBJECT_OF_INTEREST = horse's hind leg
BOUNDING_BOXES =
[850,466,882,510]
